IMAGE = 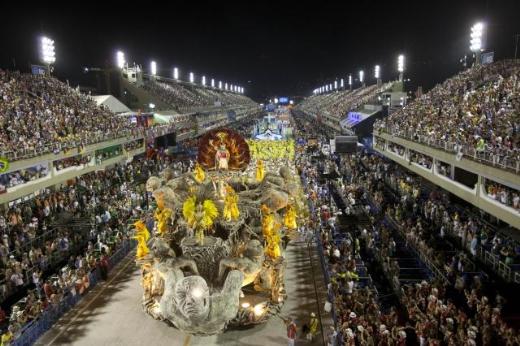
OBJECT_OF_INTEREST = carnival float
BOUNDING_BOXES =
[134,127,307,335]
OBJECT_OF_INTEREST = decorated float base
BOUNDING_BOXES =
[135,128,305,335]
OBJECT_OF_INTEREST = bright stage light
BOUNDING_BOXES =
[189,72,194,83]
[348,74,352,85]
[374,65,380,79]
[202,75,206,86]
[219,81,223,89]
[41,37,56,65]
[116,51,125,69]
[150,61,157,76]
[211,78,215,87]
[334,80,338,90]
[359,70,364,83]
[398,55,404,73]
[173,67,179,80]
[225,82,228,90]
[470,22,484,52]
[340,78,344,88]
[253,303,265,317]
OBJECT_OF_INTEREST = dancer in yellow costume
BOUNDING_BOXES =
[193,163,205,184]
[284,204,297,230]
[183,196,219,245]
[223,185,240,221]
[133,220,150,259]
[256,160,265,182]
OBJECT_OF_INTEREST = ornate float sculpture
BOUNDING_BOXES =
[135,128,306,335]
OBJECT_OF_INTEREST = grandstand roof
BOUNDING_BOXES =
[91,95,132,114]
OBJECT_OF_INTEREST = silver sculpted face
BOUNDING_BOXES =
[174,276,210,320]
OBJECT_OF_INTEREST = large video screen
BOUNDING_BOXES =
[278,97,289,104]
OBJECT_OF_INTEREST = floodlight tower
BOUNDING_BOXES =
[189,72,194,83]
[202,75,206,86]
[470,22,484,65]
[374,65,381,87]
[211,78,215,88]
[348,74,352,91]
[340,78,344,89]
[173,67,179,80]
[397,55,404,82]
[41,36,56,74]
[359,70,365,87]
[150,61,157,77]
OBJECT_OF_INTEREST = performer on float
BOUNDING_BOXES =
[215,143,230,171]
[256,159,265,182]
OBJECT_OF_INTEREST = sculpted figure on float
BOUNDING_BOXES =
[158,269,244,335]
[217,239,264,287]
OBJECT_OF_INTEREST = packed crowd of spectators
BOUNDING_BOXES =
[375,60,520,171]
[0,70,145,161]
[292,107,520,344]
[0,154,174,338]
[297,82,393,129]
[54,155,92,171]
[485,180,520,212]
[0,165,49,193]
[142,80,257,112]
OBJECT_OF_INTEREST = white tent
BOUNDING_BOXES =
[91,95,132,114]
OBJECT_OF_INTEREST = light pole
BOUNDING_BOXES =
[374,65,381,87]
[348,74,352,91]
[359,70,365,87]
[116,51,125,69]
[470,22,484,65]
[41,36,56,74]
[398,55,404,82]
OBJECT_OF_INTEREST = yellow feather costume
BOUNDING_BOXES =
[255,160,265,182]
[223,186,240,221]
[193,163,205,184]
[183,196,219,245]
[283,204,297,230]
[133,220,150,259]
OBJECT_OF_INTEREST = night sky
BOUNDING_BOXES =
[1,1,520,102]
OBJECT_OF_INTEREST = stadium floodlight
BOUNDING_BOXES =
[340,78,344,88]
[173,67,179,80]
[334,80,338,90]
[359,70,364,84]
[348,74,352,90]
[41,37,56,66]
[219,81,223,89]
[202,75,206,86]
[289,100,294,105]
[211,78,215,87]
[374,65,380,79]
[329,83,333,90]
[398,54,405,81]
[150,61,157,76]
[325,85,329,92]
[116,51,125,69]
[274,98,279,104]
[189,72,195,83]
[225,82,228,90]
[470,22,484,52]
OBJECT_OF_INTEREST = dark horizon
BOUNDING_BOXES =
[1,1,519,102]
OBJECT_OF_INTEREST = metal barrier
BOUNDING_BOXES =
[11,239,135,346]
